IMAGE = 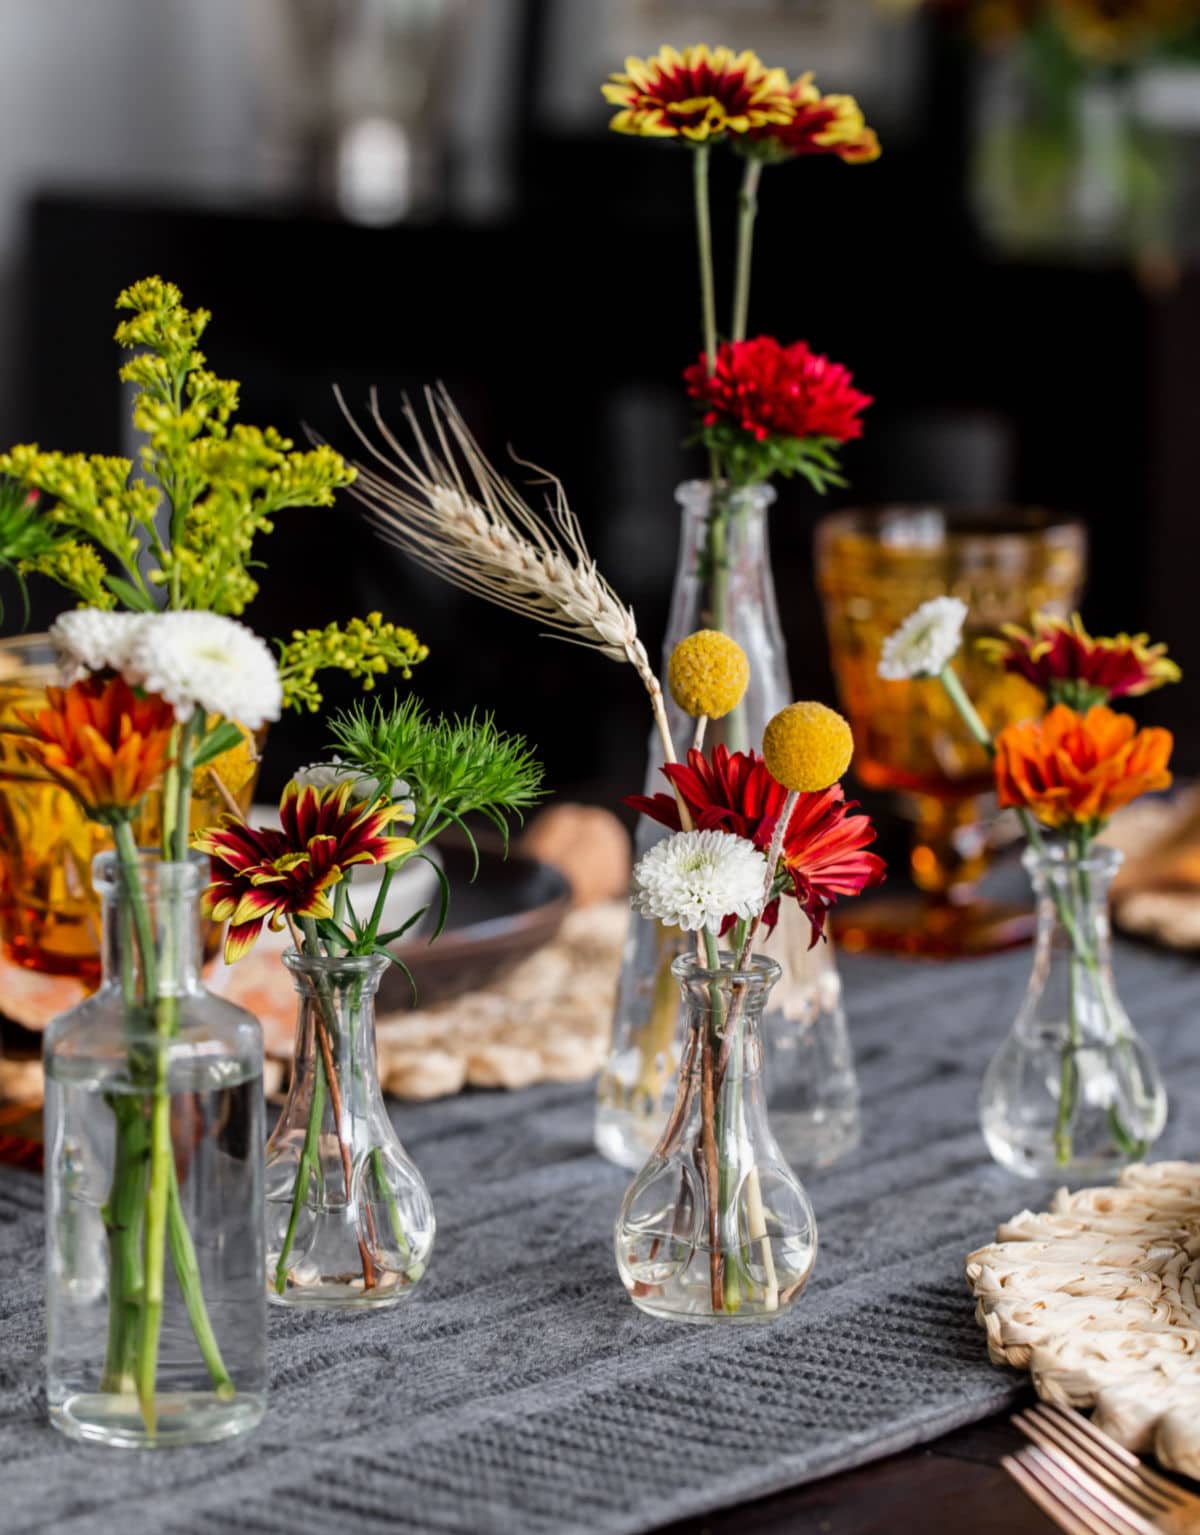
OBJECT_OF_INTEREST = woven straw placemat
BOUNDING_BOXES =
[968,1160,1200,1476]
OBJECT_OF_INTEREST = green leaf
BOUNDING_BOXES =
[417,851,452,943]
[373,904,429,946]
[376,946,418,1003]
[102,573,155,611]
[192,719,247,767]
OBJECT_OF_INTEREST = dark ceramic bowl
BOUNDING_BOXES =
[379,840,572,1010]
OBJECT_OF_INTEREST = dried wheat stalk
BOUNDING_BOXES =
[332,384,689,814]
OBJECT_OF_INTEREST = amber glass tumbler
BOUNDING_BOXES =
[816,507,1086,955]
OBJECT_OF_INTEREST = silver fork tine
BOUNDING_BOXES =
[1004,1453,1107,1535]
[1032,1405,1195,1508]
[1014,1411,1174,1517]
[1006,1448,1148,1535]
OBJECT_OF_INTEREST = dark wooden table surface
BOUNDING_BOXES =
[661,1408,1057,1535]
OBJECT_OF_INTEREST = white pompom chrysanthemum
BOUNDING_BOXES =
[878,596,968,681]
[631,828,766,933]
[294,760,414,819]
[125,612,282,728]
[49,609,148,682]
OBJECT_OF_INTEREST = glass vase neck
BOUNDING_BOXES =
[1024,841,1121,960]
[283,948,388,1083]
[93,849,207,999]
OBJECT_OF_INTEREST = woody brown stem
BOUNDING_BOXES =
[308,980,377,1289]
[207,768,245,821]
[700,1019,723,1312]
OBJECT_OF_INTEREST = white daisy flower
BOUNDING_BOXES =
[878,596,968,681]
[631,828,766,934]
[49,609,148,682]
[294,759,414,819]
[125,612,282,729]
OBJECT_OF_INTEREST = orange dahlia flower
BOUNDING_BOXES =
[14,675,175,819]
[994,704,1173,830]
[744,73,880,164]
[602,45,792,143]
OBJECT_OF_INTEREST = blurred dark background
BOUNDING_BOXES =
[6,0,1199,805]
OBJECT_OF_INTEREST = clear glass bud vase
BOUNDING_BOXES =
[265,951,435,1306]
[980,843,1166,1180]
[615,954,818,1323]
[597,480,860,1170]
[44,852,266,1448]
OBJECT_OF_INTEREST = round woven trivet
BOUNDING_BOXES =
[967,1162,1200,1477]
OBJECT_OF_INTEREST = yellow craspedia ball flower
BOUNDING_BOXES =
[667,630,750,719]
[762,701,853,792]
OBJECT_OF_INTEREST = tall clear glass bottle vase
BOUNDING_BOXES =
[596,481,861,1171]
[44,852,266,1448]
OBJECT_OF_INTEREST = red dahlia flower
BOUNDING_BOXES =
[744,73,881,164]
[627,745,884,943]
[684,337,872,446]
[195,780,416,963]
[978,613,1181,708]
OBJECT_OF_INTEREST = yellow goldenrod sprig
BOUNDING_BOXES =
[278,612,429,714]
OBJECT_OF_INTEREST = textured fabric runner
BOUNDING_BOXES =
[2,938,1198,1535]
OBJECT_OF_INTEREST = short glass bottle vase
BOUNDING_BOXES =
[265,950,435,1306]
[615,953,818,1323]
[44,851,266,1448]
[980,842,1166,1180]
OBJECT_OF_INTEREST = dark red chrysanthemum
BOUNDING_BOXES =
[626,744,884,943]
[683,336,872,446]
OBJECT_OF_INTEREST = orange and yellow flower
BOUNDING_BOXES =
[13,674,175,819]
[744,73,880,163]
[603,45,792,142]
[994,703,1173,830]
[979,613,1180,707]
[195,779,416,963]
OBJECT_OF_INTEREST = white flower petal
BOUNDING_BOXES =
[878,596,968,681]
[124,612,282,728]
[631,828,767,933]
[49,609,148,682]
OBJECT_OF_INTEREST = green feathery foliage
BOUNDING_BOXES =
[328,694,544,851]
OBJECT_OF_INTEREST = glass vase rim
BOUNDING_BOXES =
[670,951,783,986]
[1021,840,1124,876]
[92,847,209,897]
[816,503,1085,543]
[674,479,777,513]
[283,948,390,979]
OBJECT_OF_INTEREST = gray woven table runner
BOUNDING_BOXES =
[2,938,1198,1535]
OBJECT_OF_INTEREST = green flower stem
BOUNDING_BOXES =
[692,146,718,376]
[166,1166,234,1399]
[299,916,376,1290]
[701,928,727,1311]
[273,1045,327,1294]
[99,1094,148,1392]
[731,157,763,343]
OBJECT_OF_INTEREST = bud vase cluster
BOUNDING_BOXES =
[616,629,884,1319]
[879,601,1177,1173]
[0,277,481,1445]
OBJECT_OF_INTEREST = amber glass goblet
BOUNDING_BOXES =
[816,507,1087,957]
[0,633,263,989]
